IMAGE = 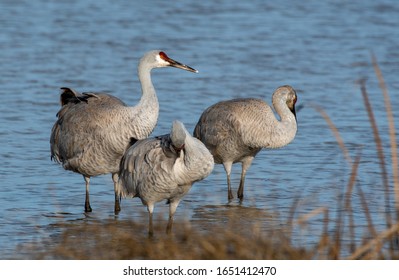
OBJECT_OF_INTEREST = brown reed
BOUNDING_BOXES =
[311,104,352,165]
[344,151,362,252]
[347,222,399,260]
[308,56,398,259]
[359,78,396,255]
[359,79,391,221]
[371,53,399,218]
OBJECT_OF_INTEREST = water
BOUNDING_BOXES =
[1,0,398,259]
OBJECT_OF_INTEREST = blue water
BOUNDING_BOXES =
[1,0,398,259]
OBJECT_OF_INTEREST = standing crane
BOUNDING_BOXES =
[50,50,197,213]
[193,85,297,201]
[117,120,214,236]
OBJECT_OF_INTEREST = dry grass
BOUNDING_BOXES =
[25,55,399,260]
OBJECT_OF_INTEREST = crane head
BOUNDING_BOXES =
[157,51,198,73]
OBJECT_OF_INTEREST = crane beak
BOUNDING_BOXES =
[291,106,297,121]
[167,57,198,73]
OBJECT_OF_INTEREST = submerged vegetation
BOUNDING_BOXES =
[25,55,399,260]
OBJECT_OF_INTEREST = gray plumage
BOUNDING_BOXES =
[50,50,197,213]
[193,85,297,201]
[117,120,214,235]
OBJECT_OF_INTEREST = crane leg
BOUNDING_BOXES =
[166,200,180,234]
[237,175,246,201]
[227,174,233,200]
[147,204,154,237]
[237,157,254,201]
[112,173,121,214]
[166,217,174,234]
[223,161,234,200]
[84,176,92,212]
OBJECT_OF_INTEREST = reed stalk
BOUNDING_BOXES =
[347,222,399,260]
[359,79,392,232]
[371,53,399,220]
[286,194,301,242]
[344,151,362,252]
[356,184,377,238]
[330,191,344,259]
[311,104,352,165]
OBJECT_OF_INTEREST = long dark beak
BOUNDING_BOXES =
[291,106,297,121]
[167,57,198,73]
[290,94,297,120]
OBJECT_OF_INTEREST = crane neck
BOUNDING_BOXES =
[244,100,297,149]
[266,100,297,148]
[273,96,297,124]
[137,63,158,106]
[174,134,214,184]
[123,62,159,140]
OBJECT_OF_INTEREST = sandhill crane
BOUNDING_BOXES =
[117,120,214,236]
[50,50,197,213]
[193,85,297,201]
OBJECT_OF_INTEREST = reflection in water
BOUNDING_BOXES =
[23,212,306,260]
[192,204,275,232]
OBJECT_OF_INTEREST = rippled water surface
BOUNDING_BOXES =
[1,0,398,259]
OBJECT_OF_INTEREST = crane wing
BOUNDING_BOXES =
[117,134,180,198]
